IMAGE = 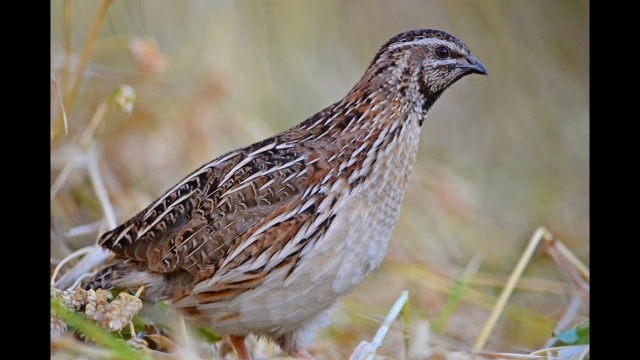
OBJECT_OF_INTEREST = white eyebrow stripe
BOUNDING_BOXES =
[388,38,455,52]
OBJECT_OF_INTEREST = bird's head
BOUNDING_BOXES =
[363,29,487,104]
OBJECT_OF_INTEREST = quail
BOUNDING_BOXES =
[84,29,487,359]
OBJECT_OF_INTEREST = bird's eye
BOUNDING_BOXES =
[435,46,449,59]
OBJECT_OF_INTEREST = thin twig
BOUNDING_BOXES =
[67,273,97,291]
[371,291,409,349]
[88,150,117,229]
[55,149,115,289]
[543,296,583,348]
[79,101,110,148]
[546,244,587,299]
[134,286,145,298]
[51,73,69,135]
[349,291,409,360]
[51,97,110,201]
[549,240,589,282]
[51,246,94,286]
[50,151,80,201]
[541,234,589,348]
[66,221,102,238]
[55,246,110,290]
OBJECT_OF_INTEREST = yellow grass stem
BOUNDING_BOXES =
[392,263,555,331]
[53,0,112,140]
[550,239,589,282]
[134,286,145,298]
[61,0,72,91]
[51,73,69,135]
[79,101,109,148]
[472,227,552,351]
[178,316,191,351]
[401,293,411,359]
[467,273,567,295]
[50,95,108,201]
[63,0,112,110]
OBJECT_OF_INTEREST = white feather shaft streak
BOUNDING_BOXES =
[237,156,305,188]
[145,152,236,216]
[216,208,299,273]
[138,189,196,237]
[219,154,256,185]
[247,140,277,156]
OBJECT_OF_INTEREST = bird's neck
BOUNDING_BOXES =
[356,62,443,126]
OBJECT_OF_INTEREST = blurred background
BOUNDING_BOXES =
[51,0,588,358]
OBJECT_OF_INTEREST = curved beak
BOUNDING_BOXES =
[457,55,488,75]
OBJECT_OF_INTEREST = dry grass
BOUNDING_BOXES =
[51,1,589,359]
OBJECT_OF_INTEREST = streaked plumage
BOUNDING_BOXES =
[85,29,487,359]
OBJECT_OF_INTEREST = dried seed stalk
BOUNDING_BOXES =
[102,292,143,331]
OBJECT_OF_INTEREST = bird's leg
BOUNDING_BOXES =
[229,335,252,360]
[289,348,316,360]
